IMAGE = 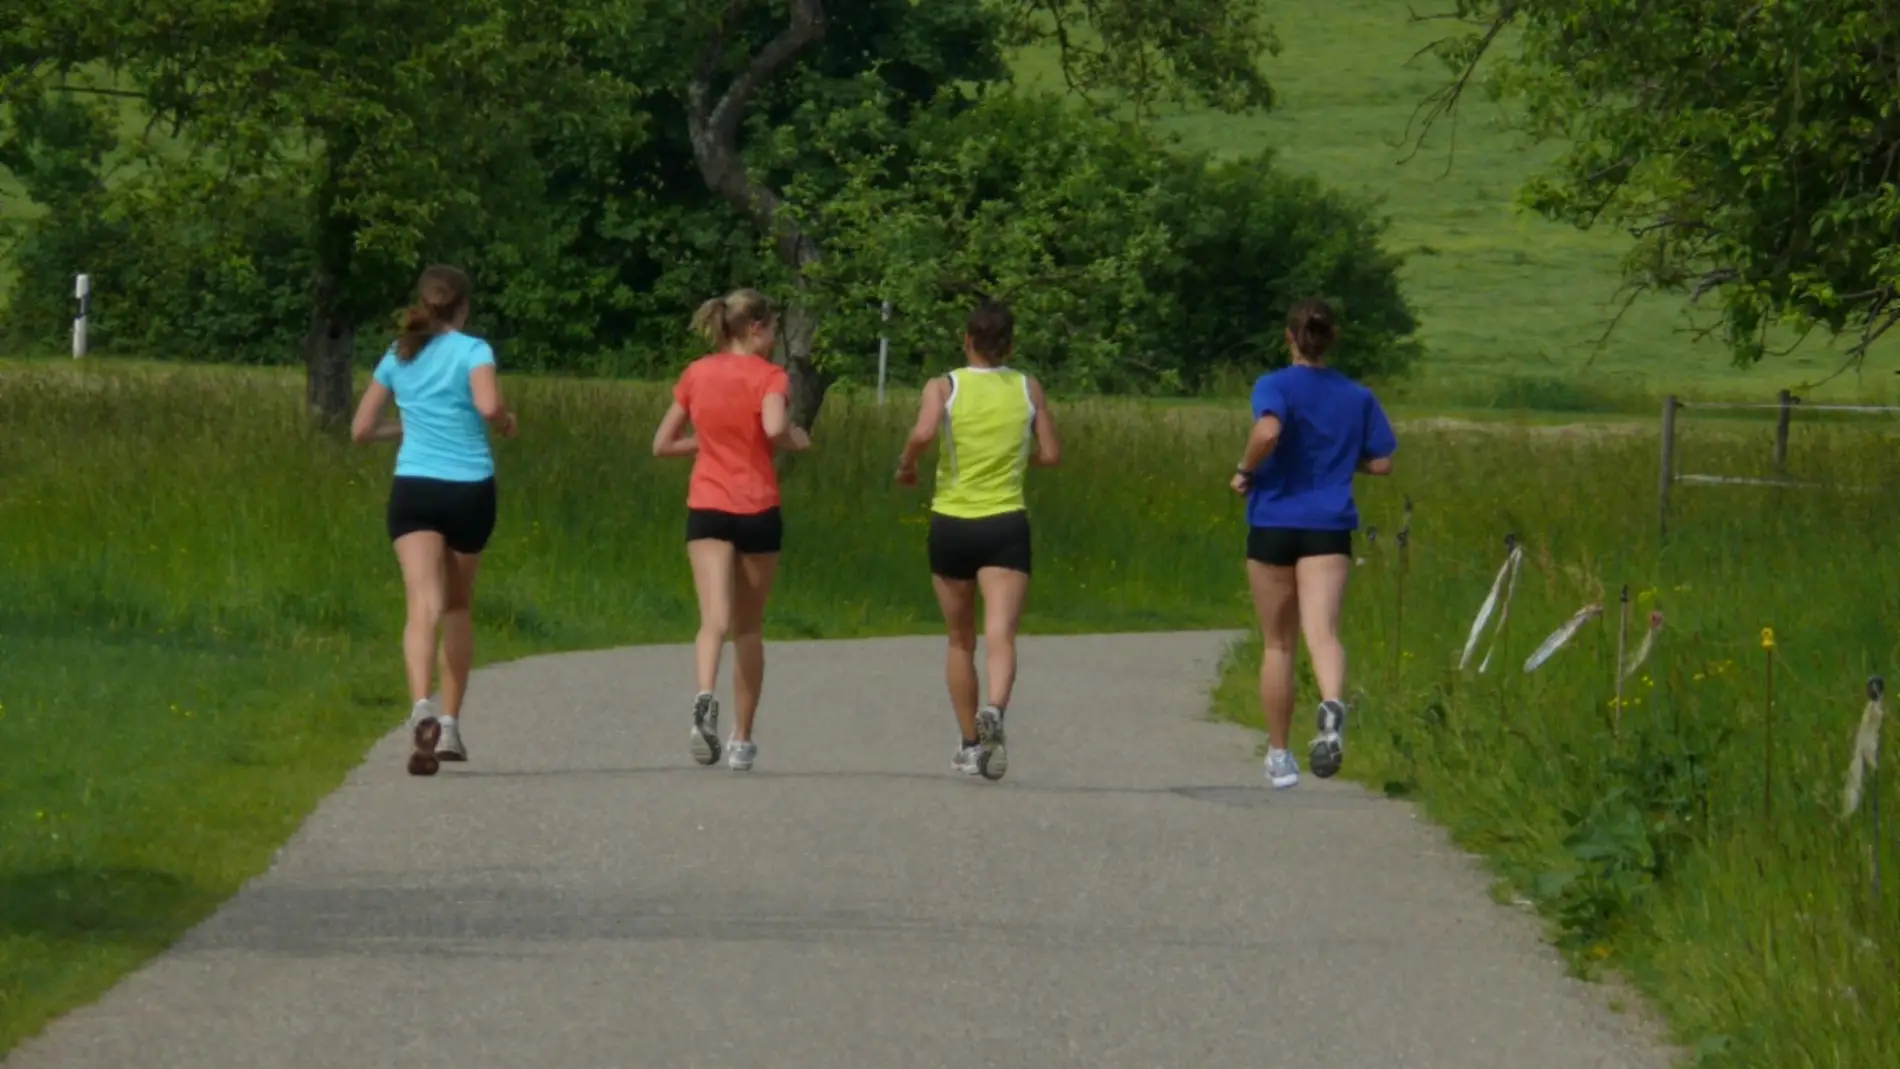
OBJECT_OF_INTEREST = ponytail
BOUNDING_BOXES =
[691,288,776,353]
[1286,297,1338,362]
[691,297,732,351]
[393,264,473,362]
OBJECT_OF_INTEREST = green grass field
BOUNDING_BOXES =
[5,2,1900,1066]
[1022,0,1898,409]
[4,359,1897,1067]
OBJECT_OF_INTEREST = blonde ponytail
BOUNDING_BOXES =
[691,288,775,352]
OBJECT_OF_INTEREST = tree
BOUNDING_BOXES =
[2,0,648,423]
[781,88,1419,389]
[675,0,1285,428]
[1415,2,1900,370]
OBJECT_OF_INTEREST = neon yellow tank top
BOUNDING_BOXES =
[931,366,1035,519]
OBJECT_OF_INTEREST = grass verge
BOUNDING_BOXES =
[1210,414,1898,1069]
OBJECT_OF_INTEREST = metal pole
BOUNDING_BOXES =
[73,273,91,359]
[1658,395,1677,538]
[877,300,891,406]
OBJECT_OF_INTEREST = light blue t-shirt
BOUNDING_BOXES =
[1244,364,1396,531]
[372,331,497,482]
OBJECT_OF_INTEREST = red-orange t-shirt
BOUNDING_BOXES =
[674,352,791,515]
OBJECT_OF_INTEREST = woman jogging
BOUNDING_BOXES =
[896,298,1061,781]
[1231,297,1395,789]
[350,264,517,777]
[651,288,810,772]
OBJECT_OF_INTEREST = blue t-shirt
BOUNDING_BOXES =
[1245,365,1396,531]
[372,331,497,482]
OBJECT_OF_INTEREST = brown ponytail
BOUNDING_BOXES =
[394,264,473,362]
[691,288,775,352]
[1286,297,1338,362]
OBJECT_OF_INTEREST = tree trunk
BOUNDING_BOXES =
[687,1,832,429]
[778,300,831,431]
[303,270,355,426]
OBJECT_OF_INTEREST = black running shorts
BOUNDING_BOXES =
[1246,526,1352,567]
[928,509,1033,581]
[386,476,498,554]
[686,507,784,556]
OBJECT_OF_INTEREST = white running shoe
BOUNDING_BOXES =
[953,744,984,775]
[435,716,466,762]
[1265,748,1300,789]
[690,693,721,766]
[727,739,758,772]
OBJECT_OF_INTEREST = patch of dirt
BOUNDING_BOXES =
[1397,417,1655,440]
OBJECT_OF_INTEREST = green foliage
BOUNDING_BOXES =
[1,0,1386,399]
[1,0,651,352]
[784,88,1418,390]
[999,0,1281,115]
[1425,1,1900,368]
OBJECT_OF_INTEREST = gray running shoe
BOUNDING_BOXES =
[1309,699,1347,779]
[975,705,1008,781]
[953,744,984,775]
[727,738,757,772]
[690,693,721,766]
[1265,748,1300,789]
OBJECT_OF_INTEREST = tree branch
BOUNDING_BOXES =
[685,0,826,266]
[1399,7,1517,175]
[706,0,824,151]
[1691,268,1739,302]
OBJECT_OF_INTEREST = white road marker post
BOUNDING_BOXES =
[73,273,91,359]
[877,300,891,406]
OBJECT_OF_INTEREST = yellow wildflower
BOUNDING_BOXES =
[1761,627,1776,651]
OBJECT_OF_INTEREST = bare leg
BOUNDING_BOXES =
[729,552,780,743]
[1294,555,1352,702]
[1247,561,1300,751]
[931,575,980,743]
[686,539,736,696]
[393,533,449,704]
[437,550,483,719]
[975,567,1030,711]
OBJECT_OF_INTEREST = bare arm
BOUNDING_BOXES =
[1238,414,1282,471]
[761,392,810,452]
[651,401,698,458]
[350,381,401,444]
[1027,377,1061,467]
[469,364,517,437]
[895,378,948,483]
[1230,414,1283,494]
[1357,456,1394,476]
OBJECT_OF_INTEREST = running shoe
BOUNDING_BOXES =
[435,717,467,762]
[407,699,441,777]
[953,744,984,775]
[975,705,1008,781]
[690,692,721,766]
[727,738,758,772]
[1265,748,1300,789]
[1309,699,1347,779]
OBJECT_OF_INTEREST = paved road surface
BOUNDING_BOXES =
[6,633,1671,1069]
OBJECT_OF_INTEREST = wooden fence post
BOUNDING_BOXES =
[1772,389,1794,474]
[1658,395,1678,538]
